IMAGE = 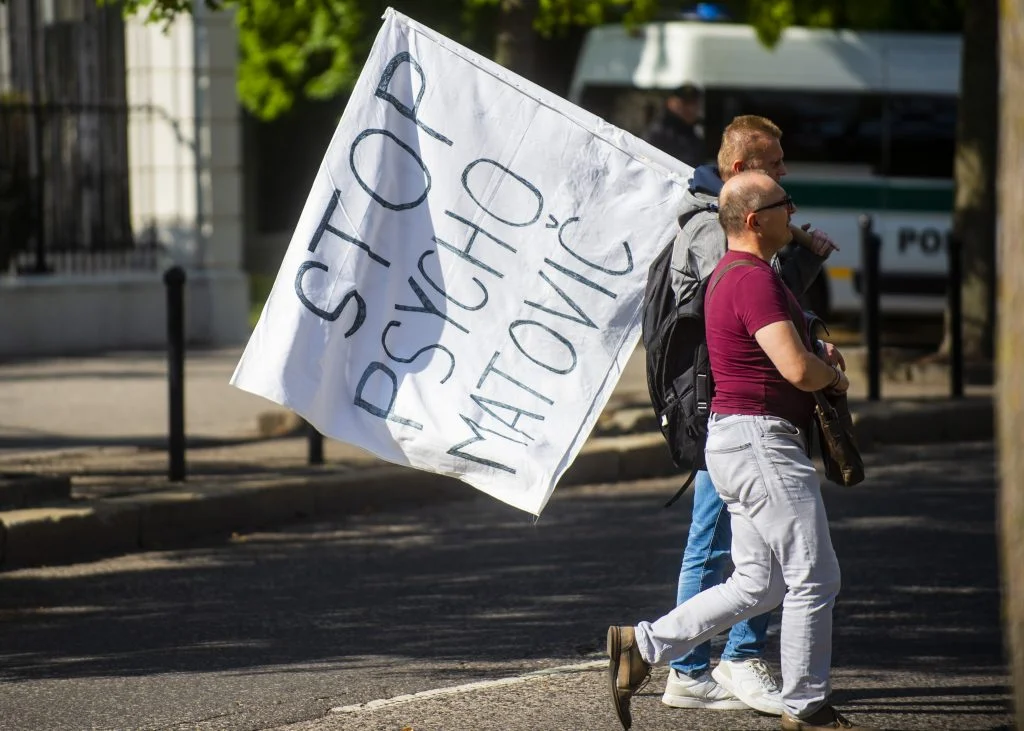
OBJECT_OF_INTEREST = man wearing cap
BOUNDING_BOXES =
[645,83,706,168]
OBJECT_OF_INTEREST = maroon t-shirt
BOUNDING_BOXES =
[704,250,815,428]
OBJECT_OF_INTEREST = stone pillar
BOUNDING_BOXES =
[124,4,247,345]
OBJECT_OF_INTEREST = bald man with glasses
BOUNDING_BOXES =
[608,172,874,731]
[655,114,843,719]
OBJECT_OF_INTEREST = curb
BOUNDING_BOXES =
[0,468,471,570]
[851,396,994,448]
[0,435,677,572]
[0,397,993,572]
[0,472,72,510]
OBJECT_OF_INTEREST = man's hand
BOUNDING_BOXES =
[817,340,846,370]
[795,223,838,257]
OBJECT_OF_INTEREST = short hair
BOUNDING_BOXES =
[718,171,775,235]
[717,115,782,180]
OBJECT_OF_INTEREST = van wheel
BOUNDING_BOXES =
[802,274,830,319]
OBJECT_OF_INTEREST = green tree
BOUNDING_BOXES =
[949,0,997,364]
[109,0,657,118]
[101,0,996,366]
[114,0,474,120]
[999,2,1024,724]
[720,0,964,43]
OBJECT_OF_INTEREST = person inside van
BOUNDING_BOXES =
[644,83,706,168]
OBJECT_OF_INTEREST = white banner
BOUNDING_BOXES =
[231,8,691,515]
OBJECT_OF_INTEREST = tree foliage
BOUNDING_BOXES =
[105,0,661,119]
[467,0,658,36]
[234,0,376,122]
[106,0,968,120]
[720,0,964,46]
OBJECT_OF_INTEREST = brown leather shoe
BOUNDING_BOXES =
[781,705,878,730]
[607,625,651,730]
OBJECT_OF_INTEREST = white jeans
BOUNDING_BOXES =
[634,414,841,718]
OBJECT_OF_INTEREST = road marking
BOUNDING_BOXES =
[330,659,606,714]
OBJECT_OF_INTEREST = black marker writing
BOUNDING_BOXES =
[350,129,431,211]
[558,217,633,276]
[375,52,453,146]
[462,158,544,227]
[294,261,366,336]
[354,362,424,429]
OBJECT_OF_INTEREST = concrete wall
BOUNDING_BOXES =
[0,269,248,358]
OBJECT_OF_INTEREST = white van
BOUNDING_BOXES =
[568,21,961,316]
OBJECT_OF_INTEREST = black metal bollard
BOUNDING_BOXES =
[948,234,964,398]
[858,215,882,401]
[163,266,187,482]
[307,421,324,465]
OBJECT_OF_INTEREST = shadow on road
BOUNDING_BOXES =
[0,442,1009,723]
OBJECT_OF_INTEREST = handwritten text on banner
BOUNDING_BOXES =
[230,8,691,515]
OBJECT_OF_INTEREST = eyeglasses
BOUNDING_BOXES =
[753,195,794,213]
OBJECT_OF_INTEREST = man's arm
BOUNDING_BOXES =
[674,214,726,280]
[774,244,825,296]
[754,321,849,393]
[773,226,838,296]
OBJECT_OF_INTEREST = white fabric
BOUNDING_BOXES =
[230,9,691,515]
[634,414,841,719]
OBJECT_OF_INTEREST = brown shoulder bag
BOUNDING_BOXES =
[812,389,864,487]
[780,286,865,487]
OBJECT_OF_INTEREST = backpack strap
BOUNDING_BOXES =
[664,467,698,508]
[677,203,718,231]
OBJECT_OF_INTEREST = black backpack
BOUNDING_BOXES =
[641,230,755,506]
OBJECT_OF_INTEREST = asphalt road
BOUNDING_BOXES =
[0,441,1011,731]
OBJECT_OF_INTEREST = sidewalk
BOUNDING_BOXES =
[0,345,995,570]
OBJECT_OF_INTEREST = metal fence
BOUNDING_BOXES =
[0,101,163,276]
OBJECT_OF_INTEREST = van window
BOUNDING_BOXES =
[577,84,956,180]
[886,95,958,178]
[704,90,884,170]
[703,89,955,179]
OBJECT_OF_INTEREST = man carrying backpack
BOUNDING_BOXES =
[657,115,839,716]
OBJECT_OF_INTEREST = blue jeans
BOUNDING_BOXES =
[669,468,773,676]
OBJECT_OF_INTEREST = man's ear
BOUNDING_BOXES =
[731,160,745,175]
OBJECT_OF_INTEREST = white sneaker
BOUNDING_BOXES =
[661,668,749,710]
[711,659,785,716]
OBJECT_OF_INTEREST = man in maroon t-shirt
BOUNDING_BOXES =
[608,172,875,731]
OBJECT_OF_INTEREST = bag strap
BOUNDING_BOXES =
[664,468,698,508]
[811,390,834,413]
[706,259,758,305]
[776,274,834,410]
